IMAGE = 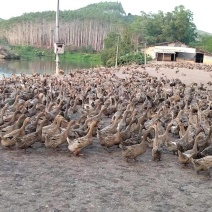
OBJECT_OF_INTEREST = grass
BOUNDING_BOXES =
[12,45,102,64]
[60,52,101,62]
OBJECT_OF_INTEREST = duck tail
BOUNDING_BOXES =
[119,142,127,151]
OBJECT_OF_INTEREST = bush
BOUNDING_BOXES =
[118,52,151,65]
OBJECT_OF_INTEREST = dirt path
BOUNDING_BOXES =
[1,141,211,212]
[0,65,212,212]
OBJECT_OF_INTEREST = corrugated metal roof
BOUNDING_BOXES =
[156,50,176,54]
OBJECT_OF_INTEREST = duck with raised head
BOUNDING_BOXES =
[178,130,203,165]
[201,145,212,157]
[1,117,30,148]
[151,122,162,161]
[67,120,98,156]
[197,126,212,153]
[45,120,75,148]
[0,103,9,125]
[119,128,151,162]
[97,123,122,151]
[0,114,25,140]
[16,118,48,149]
[98,112,122,136]
[25,111,45,134]
[41,114,64,142]
[191,156,212,176]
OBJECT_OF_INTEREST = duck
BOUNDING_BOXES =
[25,111,45,134]
[201,146,212,157]
[0,114,26,140]
[67,120,98,156]
[1,117,30,148]
[97,125,122,151]
[191,156,212,175]
[157,121,173,146]
[0,103,9,125]
[119,128,151,162]
[120,117,138,141]
[117,109,130,131]
[177,130,202,165]
[45,99,64,121]
[151,122,162,161]
[197,126,212,152]
[45,120,75,148]
[41,114,64,142]
[16,118,48,149]
[2,104,23,125]
[98,112,122,136]
[84,105,106,128]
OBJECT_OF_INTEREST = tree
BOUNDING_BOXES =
[101,32,120,66]
[165,5,197,44]
[192,35,212,52]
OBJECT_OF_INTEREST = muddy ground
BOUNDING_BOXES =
[0,64,212,212]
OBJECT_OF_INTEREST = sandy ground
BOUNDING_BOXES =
[0,63,212,212]
[145,64,212,88]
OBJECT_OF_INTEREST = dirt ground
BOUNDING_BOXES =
[0,63,212,212]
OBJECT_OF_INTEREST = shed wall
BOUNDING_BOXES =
[203,55,212,64]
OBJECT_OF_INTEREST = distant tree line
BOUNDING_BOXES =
[0,2,211,66]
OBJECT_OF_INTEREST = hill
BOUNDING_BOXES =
[197,29,212,36]
[0,2,209,52]
[0,2,126,51]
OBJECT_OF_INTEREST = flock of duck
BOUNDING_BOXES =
[0,63,212,176]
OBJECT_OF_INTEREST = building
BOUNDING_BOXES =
[144,41,212,65]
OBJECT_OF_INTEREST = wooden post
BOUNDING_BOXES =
[55,0,60,75]
[144,42,147,65]
[162,51,164,62]
[115,35,119,68]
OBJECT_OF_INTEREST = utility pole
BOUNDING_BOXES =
[55,0,60,75]
[144,42,147,65]
[115,35,119,68]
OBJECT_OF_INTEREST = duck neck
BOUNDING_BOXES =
[0,104,7,120]
[37,119,47,134]
[58,99,64,109]
[141,129,150,145]
[154,124,159,143]
[73,97,78,108]
[97,107,104,118]
[205,127,212,144]
[62,121,74,140]
[35,113,44,124]
[54,118,62,130]
[179,122,186,136]
[10,111,19,123]
[20,118,29,131]
[163,122,172,137]
[193,133,201,152]
[86,122,96,138]
[112,115,120,128]
[11,95,19,107]
[47,102,54,112]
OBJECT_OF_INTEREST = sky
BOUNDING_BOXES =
[0,0,211,33]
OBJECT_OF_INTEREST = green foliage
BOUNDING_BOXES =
[13,45,53,59]
[0,2,202,65]
[100,32,119,66]
[134,5,197,45]
[78,45,95,54]
[61,52,101,62]
[191,35,212,53]
[118,52,151,65]
[0,37,10,48]
[0,2,125,30]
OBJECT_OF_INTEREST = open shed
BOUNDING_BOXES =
[144,41,212,65]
